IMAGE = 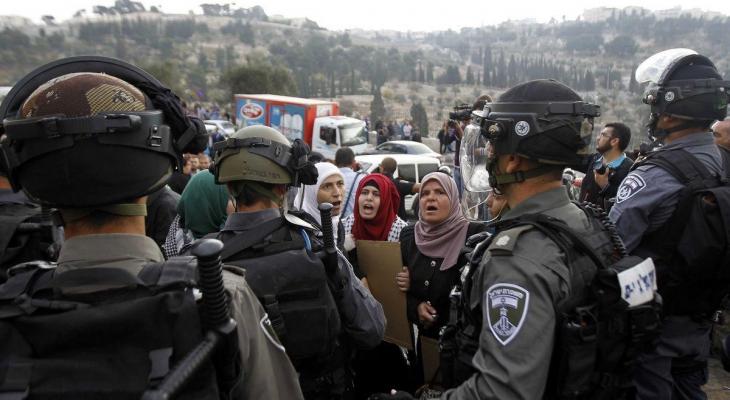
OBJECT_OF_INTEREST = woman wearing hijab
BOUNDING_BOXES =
[342,173,413,397]
[162,170,233,258]
[398,173,486,337]
[293,162,346,247]
[342,173,408,280]
[396,173,487,389]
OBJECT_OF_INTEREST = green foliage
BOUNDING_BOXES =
[410,102,429,136]
[605,35,637,57]
[221,63,297,98]
[370,88,386,124]
[164,19,198,39]
[437,66,461,85]
[142,61,184,95]
[221,20,255,45]
[564,33,604,54]
[0,28,31,50]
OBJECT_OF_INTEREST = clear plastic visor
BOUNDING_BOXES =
[460,122,492,220]
[635,48,697,84]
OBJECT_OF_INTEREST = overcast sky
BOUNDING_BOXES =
[4,1,730,31]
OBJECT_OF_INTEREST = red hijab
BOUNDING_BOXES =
[352,173,401,241]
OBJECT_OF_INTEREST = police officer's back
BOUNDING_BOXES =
[0,61,303,399]
[209,125,385,399]
[609,49,730,400]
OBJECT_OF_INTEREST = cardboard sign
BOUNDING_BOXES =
[357,240,413,350]
[421,336,441,386]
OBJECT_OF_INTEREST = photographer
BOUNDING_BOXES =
[578,122,633,211]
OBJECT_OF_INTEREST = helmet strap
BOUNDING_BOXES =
[488,161,557,195]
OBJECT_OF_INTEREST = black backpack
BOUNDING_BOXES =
[0,204,60,282]
[446,204,661,399]
[635,147,730,316]
[212,217,342,374]
[0,258,222,400]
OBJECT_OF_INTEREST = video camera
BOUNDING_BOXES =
[449,103,473,123]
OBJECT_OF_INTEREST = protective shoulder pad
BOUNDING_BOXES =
[488,225,535,254]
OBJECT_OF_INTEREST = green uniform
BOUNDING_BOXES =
[57,233,305,400]
[443,187,591,400]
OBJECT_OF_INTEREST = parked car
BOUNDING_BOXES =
[204,119,236,137]
[355,154,441,219]
[366,140,444,163]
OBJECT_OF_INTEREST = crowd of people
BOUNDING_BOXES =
[374,120,422,145]
[1,47,730,400]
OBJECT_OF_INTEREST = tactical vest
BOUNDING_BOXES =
[0,203,60,282]
[443,203,661,399]
[0,258,222,400]
[213,217,343,388]
[633,146,730,317]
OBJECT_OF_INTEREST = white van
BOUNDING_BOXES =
[354,154,441,218]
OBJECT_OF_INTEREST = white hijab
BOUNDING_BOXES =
[294,162,344,237]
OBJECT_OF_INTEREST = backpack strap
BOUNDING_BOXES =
[0,204,41,262]
[217,218,285,261]
[343,171,363,216]
[642,148,719,190]
[138,256,198,289]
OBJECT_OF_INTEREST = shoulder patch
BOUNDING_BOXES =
[488,225,533,253]
[616,173,646,204]
[485,283,530,346]
[259,313,286,352]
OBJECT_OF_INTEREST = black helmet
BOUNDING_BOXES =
[466,79,599,191]
[0,56,209,209]
[636,48,730,139]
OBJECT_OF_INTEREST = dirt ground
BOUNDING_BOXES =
[707,358,730,399]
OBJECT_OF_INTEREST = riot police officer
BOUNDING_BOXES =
[210,125,386,399]
[609,49,730,399]
[0,58,304,399]
[375,79,645,400]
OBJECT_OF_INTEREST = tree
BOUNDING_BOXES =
[370,87,386,124]
[426,62,434,83]
[466,66,474,85]
[604,35,638,57]
[410,102,429,137]
[221,63,297,98]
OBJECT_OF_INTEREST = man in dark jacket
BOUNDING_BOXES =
[579,122,633,210]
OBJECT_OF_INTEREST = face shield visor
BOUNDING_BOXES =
[635,48,698,86]
[459,119,492,220]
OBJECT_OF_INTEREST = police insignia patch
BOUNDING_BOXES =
[616,173,646,203]
[486,283,530,346]
[259,313,286,351]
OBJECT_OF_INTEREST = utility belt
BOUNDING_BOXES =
[299,364,348,398]
[439,284,480,388]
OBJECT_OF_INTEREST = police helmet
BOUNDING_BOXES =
[211,125,317,186]
[636,48,730,139]
[465,79,599,191]
[0,56,209,209]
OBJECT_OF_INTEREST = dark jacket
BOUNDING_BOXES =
[145,186,180,249]
[579,153,633,211]
[400,222,487,339]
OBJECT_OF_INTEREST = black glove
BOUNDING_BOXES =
[465,231,491,248]
[368,390,416,400]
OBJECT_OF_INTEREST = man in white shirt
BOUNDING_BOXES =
[335,147,365,218]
